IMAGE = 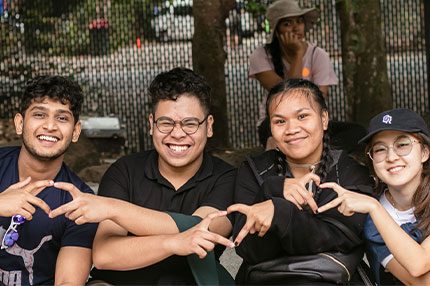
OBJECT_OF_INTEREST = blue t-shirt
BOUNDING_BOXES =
[0,147,98,286]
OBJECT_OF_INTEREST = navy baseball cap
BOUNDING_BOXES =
[358,108,429,144]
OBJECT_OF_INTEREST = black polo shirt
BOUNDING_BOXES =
[90,149,236,285]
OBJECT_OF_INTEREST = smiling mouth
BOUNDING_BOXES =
[37,135,59,142]
[168,144,190,152]
[388,166,405,173]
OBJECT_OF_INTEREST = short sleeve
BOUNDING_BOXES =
[249,46,274,78]
[97,158,131,202]
[61,183,98,248]
[310,47,339,86]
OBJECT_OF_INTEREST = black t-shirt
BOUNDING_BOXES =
[90,149,236,285]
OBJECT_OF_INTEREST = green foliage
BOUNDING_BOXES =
[17,0,157,56]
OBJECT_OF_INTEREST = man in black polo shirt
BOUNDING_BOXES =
[84,67,236,284]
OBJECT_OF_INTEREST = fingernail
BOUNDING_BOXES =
[315,209,319,214]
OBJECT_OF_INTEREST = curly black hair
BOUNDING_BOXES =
[21,75,84,124]
[148,67,211,115]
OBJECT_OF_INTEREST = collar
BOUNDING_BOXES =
[144,149,214,188]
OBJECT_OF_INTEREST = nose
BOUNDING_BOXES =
[386,146,399,162]
[284,120,300,135]
[169,122,186,138]
[42,117,58,131]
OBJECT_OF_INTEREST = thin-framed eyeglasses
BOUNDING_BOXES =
[1,215,26,249]
[154,115,208,135]
[368,136,420,163]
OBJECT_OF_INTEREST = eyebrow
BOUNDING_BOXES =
[29,106,73,116]
[271,107,310,118]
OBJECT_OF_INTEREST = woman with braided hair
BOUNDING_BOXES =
[228,79,374,284]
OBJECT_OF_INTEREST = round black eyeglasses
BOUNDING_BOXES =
[154,116,208,135]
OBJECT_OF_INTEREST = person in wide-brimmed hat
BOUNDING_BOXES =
[249,0,338,148]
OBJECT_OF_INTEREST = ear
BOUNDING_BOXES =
[72,121,82,143]
[421,144,430,163]
[14,113,24,135]
[321,110,329,131]
[149,114,154,136]
[206,115,214,138]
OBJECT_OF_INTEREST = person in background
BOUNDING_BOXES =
[0,75,98,285]
[249,0,338,148]
[318,108,430,285]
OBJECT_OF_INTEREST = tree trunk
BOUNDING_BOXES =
[193,0,235,149]
[336,0,392,127]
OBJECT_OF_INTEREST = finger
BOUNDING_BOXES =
[317,197,343,213]
[285,193,303,210]
[204,232,235,248]
[49,201,76,218]
[234,223,251,246]
[74,216,87,225]
[258,223,270,237]
[199,210,227,230]
[198,238,215,252]
[22,202,36,215]
[302,173,321,186]
[319,182,346,195]
[18,209,33,221]
[64,208,81,222]
[53,182,82,199]
[227,204,250,215]
[10,177,32,190]
[27,196,51,214]
[24,180,54,196]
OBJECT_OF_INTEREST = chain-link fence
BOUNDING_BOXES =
[0,0,428,151]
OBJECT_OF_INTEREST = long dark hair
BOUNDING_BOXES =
[265,36,285,78]
[366,132,430,239]
[266,79,332,188]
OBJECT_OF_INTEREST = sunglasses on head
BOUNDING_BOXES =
[1,215,26,249]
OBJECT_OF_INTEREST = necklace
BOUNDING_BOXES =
[286,160,321,194]
[285,160,321,171]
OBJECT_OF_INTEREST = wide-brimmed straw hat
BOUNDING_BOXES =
[266,0,318,44]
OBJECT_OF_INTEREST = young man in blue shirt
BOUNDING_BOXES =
[0,75,97,286]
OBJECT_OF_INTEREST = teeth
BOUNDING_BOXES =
[389,166,404,172]
[169,145,188,152]
[38,135,58,142]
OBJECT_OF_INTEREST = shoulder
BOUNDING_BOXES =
[250,46,269,61]
[240,150,277,175]
[206,153,236,176]
[108,150,154,173]
[0,146,20,160]
[336,151,374,193]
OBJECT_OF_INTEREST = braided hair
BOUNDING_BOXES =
[266,79,333,186]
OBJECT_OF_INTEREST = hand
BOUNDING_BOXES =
[227,200,274,246]
[49,182,111,224]
[317,182,378,216]
[279,32,306,58]
[0,177,53,220]
[283,172,320,212]
[166,210,235,259]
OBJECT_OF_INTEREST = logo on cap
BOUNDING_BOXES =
[382,114,392,124]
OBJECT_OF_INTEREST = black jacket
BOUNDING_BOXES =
[233,149,374,266]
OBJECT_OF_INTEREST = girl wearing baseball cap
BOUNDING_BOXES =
[318,108,430,284]
[250,0,338,147]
